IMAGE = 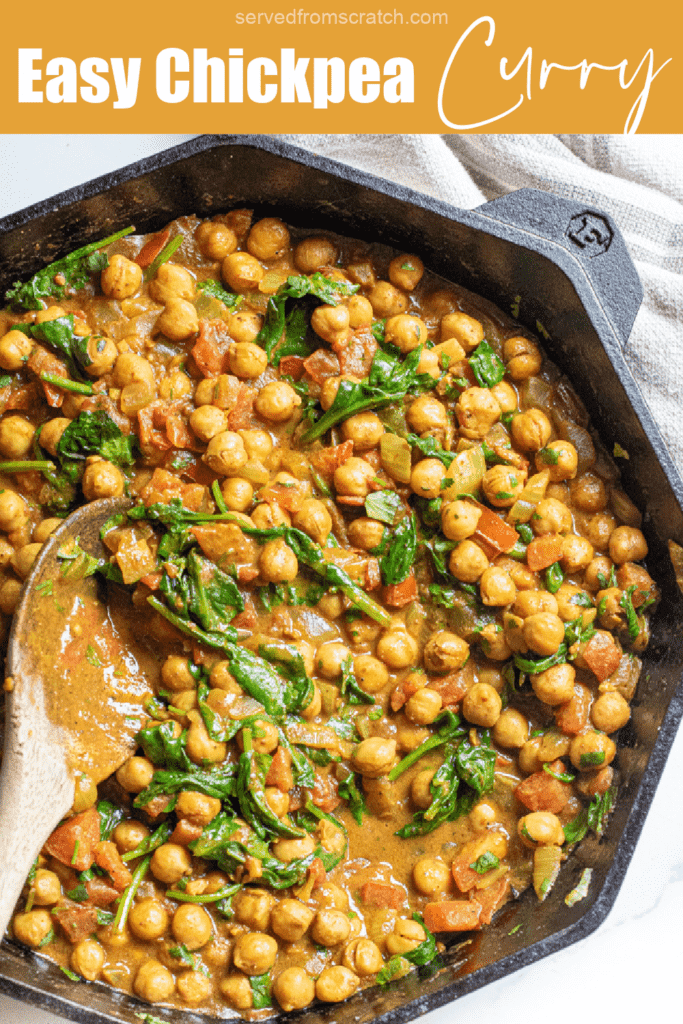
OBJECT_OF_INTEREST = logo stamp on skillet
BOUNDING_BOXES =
[566,212,613,256]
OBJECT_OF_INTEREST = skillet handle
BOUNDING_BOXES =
[475,189,643,348]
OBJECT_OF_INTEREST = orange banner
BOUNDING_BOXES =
[1,0,679,133]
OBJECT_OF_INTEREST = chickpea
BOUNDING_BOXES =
[133,960,175,1003]
[569,730,616,771]
[171,903,213,950]
[341,411,384,451]
[462,682,502,727]
[228,308,263,343]
[222,251,264,292]
[457,387,501,439]
[161,655,195,692]
[407,394,448,435]
[385,314,428,353]
[320,373,360,411]
[317,642,350,679]
[101,254,142,300]
[523,612,565,656]
[113,819,150,854]
[417,349,440,379]
[260,538,298,583]
[82,458,125,501]
[343,937,384,977]
[449,539,489,582]
[368,280,408,318]
[376,627,418,669]
[203,430,247,476]
[11,542,41,580]
[32,869,61,906]
[225,340,268,380]
[396,722,430,753]
[251,502,291,530]
[290,498,331,545]
[591,691,631,733]
[479,565,516,606]
[273,967,316,1012]
[150,843,192,884]
[83,335,118,376]
[334,456,376,497]
[389,253,424,291]
[532,498,573,536]
[176,790,221,827]
[535,440,578,482]
[532,663,576,706]
[421,630,468,674]
[580,512,618,552]
[294,236,338,273]
[348,517,385,551]
[405,687,443,726]
[347,294,374,328]
[490,380,517,415]
[0,414,34,459]
[316,966,360,1003]
[311,303,351,346]
[518,812,565,848]
[353,654,389,693]
[233,932,278,976]
[570,472,607,513]
[0,578,23,615]
[195,220,237,261]
[220,974,253,1010]
[238,719,279,755]
[314,882,350,912]
[71,939,105,981]
[561,533,594,573]
[270,899,315,942]
[113,352,155,389]
[492,707,529,748]
[265,787,290,817]
[189,405,227,443]
[504,336,543,379]
[219,476,253,513]
[352,736,397,778]
[411,458,447,499]
[254,380,301,423]
[116,756,155,794]
[609,525,648,565]
[157,297,199,341]
[12,909,53,948]
[482,465,526,508]
[440,312,484,352]
[129,899,169,941]
[0,329,32,370]
[35,304,66,323]
[411,768,436,809]
[413,857,451,896]
[386,918,426,955]
[312,908,351,947]
[234,889,276,931]
[441,499,482,541]
[274,834,319,868]
[177,971,212,1006]
[510,409,552,452]
[0,490,28,533]
[247,217,290,260]
[36,417,69,458]
[149,263,195,304]
[31,519,58,546]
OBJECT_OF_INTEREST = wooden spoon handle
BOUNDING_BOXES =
[0,681,73,938]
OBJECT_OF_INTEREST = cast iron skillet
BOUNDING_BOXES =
[1,135,682,1024]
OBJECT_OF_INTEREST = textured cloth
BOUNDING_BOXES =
[282,134,683,468]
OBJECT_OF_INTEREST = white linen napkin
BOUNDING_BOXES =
[281,134,683,469]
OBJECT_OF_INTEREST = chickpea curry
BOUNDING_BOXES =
[0,209,658,1016]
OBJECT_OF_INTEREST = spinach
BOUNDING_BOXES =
[405,433,456,468]
[121,822,173,863]
[190,815,316,889]
[619,585,641,640]
[56,411,137,482]
[545,561,564,594]
[563,788,615,843]
[250,974,272,1010]
[517,522,534,544]
[137,720,192,771]
[470,852,500,873]
[339,655,375,706]
[97,800,125,841]
[423,534,456,576]
[514,646,568,675]
[302,343,436,442]
[371,319,386,344]
[29,315,92,380]
[258,642,315,713]
[570,590,594,609]
[337,773,366,825]
[379,512,417,586]
[377,914,438,985]
[4,226,134,310]
[165,882,241,905]
[389,711,465,781]
[236,728,304,840]
[364,490,404,525]
[65,883,89,902]
[543,763,576,783]
[455,739,497,794]
[135,762,238,808]
[256,273,358,362]
[597,566,618,589]
[537,446,560,466]
[143,235,184,281]
[168,944,195,968]
[468,340,505,388]
[564,616,596,648]
[196,279,241,308]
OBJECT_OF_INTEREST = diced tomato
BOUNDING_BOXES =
[278,355,306,380]
[308,857,326,889]
[359,881,405,909]
[94,841,133,892]
[583,631,622,682]
[44,807,100,871]
[141,794,173,818]
[423,900,481,933]
[260,477,310,513]
[381,571,417,608]
[191,319,232,377]
[139,468,206,510]
[53,903,100,944]
[337,328,377,377]
[471,876,511,925]
[27,345,67,407]
[137,402,173,452]
[237,565,260,583]
[1,383,36,413]
[139,571,162,591]
[134,228,170,268]
[227,384,257,431]
[309,440,354,481]
[554,682,592,735]
[84,877,119,907]
[429,664,473,707]
[309,773,341,813]
[365,557,381,591]
[170,819,204,846]
[451,855,486,894]
[166,410,203,451]
[265,747,294,792]
[471,503,520,558]
[302,348,340,385]
[526,535,564,572]
[390,674,427,712]
[514,760,571,814]
[232,595,257,630]
[336,495,366,506]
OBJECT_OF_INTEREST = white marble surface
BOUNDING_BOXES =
[0,134,682,1024]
